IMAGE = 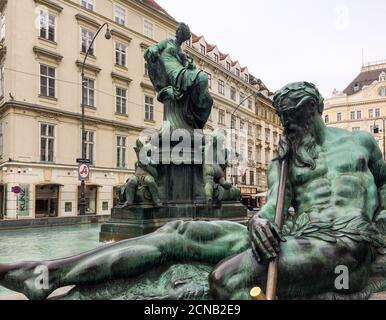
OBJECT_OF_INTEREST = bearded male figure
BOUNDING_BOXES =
[0,82,385,300]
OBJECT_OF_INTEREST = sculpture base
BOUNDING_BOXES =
[99,202,249,242]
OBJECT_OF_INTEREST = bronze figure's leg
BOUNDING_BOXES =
[210,238,372,300]
[124,176,139,206]
[0,221,249,300]
[143,176,162,207]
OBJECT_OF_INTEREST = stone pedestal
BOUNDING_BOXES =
[100,202,249,242]
[100,134,249,242]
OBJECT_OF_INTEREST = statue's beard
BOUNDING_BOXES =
[284,120,318,170]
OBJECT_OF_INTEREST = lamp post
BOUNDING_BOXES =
[79,23,111,216]
[373,117,386,161]
[229,92,259,185]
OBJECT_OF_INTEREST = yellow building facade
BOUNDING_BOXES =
[324,61,386,159]
[0,0,280,220]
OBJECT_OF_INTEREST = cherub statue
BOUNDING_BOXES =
[203,131,241,205]
[119,139,162,207]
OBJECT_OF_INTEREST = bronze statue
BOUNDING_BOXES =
[1,82,385,300]
[118,140,161,207]
[144,23,213,131]
[203,131,241,204]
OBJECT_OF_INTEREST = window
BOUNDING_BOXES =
[144,62,149,76]
[81,28,95,55]
[218,80,225,95]
[81,0,94,11]
[350,111,355,120]
[0,12,5,41]
[352,127,360,132]
[200,44,206,55]
[357,111,362,120]
[249,170,254,185]
[84,130,94,164]
[40,10,55,42]
[145,95,154,121]
[226,62,231,71]
[116,87,127,114]
[369,109,374,118]
[256,126,262,140]
[231,115,236,129]
[265,129,270,143]
[375,108,381,118]
[115,42,127,67]
[144,20,154,39]
[102,202,109,211]
[0,123,3,156]
[40,64,55,98]
[219,110,225,125]
[240,121,244,131]
[65,202,72,213]
[114,5,126,26]
[248,146,253,161]
[40,123,55,162]
[240,93,245,105]
[116,136,127,168]
[82,77,95,107]
[0,64,4,97]
[248,125,252,136]
[214,53,219,63]
[337,112,342,122]
[236,69,240,77]
[379,87,386,97]
[379,72,386,82]
[230,87,236,101]
[324,115,329,124]
[206,72,212,88]
[265,148,270,165]
[248,99,252,110]
[244,74,249,83]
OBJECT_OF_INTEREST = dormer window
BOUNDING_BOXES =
[236,69,240,77]
[226,62,231,71]
[379,71,386,82]
[214,53,219,63]
[353,83,360,92]
[200,44,206,55]
[244,74,249,83]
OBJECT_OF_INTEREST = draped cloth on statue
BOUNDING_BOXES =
[145,39,213,131]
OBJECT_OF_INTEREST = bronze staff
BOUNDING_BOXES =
[250,157,289,301]
[266,158,289,300]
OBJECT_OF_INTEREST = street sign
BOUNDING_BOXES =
[77,158,91,164]
[78,163,90,181]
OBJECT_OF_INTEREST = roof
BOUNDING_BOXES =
[220,52,229,61]
[343,63,386,95]
[192,33,203,43]
[206,43,216,53]
[138,0,175,20]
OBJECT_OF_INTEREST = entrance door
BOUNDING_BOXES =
[35,185,59,218]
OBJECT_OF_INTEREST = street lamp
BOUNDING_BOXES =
[229,92,259,185]
[79,23,111,216]
[373,117,386,161]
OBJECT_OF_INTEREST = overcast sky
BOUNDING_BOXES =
[156,0,386,98]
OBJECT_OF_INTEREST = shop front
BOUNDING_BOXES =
[239,186,258,209]
[35,184,61,218]
[77,184,100,215]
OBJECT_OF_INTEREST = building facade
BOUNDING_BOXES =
[324,61,386,159]
[0,0,280,220]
